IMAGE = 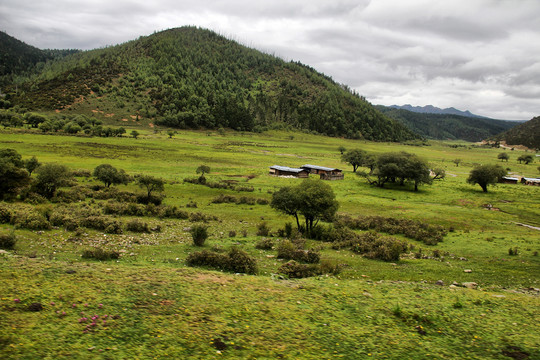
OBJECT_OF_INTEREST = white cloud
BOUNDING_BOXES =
[1,0,539,119]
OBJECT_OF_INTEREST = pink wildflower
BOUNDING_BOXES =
[14,299,20,303]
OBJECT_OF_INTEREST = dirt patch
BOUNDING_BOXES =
[105,113,115,117]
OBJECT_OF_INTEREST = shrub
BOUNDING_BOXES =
[228,230,237,238]
[71,169,92,177]
[126,219,150,233]
[11,207,51,230]
[255,238,274,250]
[136,194,164,206]
[350,234,408,262]
[0,231,16,250]
[211,194,237,204]
[256,222,270,236]
[189,212,217,222]
[276,239,320,263]
[186,247,257,274]
[190,224,209,246]
[227,247,257,274]
[0,204,13,224]
[508,247,519,256]
[82,247,120,260]
[278,261,319,278]
[256,198,269,205]
[158,205,189,219]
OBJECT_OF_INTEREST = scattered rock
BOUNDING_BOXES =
[462,282,478,289]
[459,257,468,261]
[435,280,444,286]
[27,302,43,312]
[449,285,458,289]
[212,338,228,351]
[492,294,506,298]
[363,291,373,298]
[463,269,472,273]
[65,269,76,274]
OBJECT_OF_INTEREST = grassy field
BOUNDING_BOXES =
[1,127,539,359]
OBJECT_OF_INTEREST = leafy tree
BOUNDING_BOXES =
[196,165,211,176]
[338,146,346,155]
[341,149,367,172]
[34,163,73,198]
[93,164,130,187]
[467,164,506,192]
[0,150,31,199]
[167,130,176,138]
[24,156,41,175]
[271,179,339,235]
[24,113,47,128]
[517,154,534,164]
[136,175,165,197]
[130,130,139,139]
[497,152,509,162]
[431,168,446,181]
[453,159,462,167]
[114,127,126,137]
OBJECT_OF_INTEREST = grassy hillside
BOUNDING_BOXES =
[492,116,540,150]
[1,128,539,359]
[2,27,416,142]
[376,105,518,142]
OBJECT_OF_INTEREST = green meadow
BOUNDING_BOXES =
[1,127,539,359]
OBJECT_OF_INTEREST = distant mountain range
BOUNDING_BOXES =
[376,105,520,142]
[388,104,487,118]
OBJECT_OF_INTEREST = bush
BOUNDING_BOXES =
[278,261,319,278]
[0,231,16,250]
[227,247,258,274]
[228,230,237,237]
[126,219,150,233]
[255,238,274,250]
[350,233,408,262]
[256,222,270,236]
[189,212,217,223]
[136,194,164,206]
[82,247,120,260]
[190,224,209,246]
[276,239,320,263]
[158,205,189,219]
[186,247,257,274]
[0,204,13,224]
[10,207,51,230]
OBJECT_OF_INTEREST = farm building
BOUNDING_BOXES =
[301,164,344,180]
[499,176,520,184]
[269,165,309,178]
[521,177,540,186]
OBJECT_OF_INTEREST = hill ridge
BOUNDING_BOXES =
[1,26,417,142]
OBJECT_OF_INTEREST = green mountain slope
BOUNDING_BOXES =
[3,27,417,141]
[0,31,78,86]
[493,116,540,150]
[376,105,518,142]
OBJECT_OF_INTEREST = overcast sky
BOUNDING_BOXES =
[1,0,539,120]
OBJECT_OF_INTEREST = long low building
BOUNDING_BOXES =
[301,164,344,180]
[269,165,309,178]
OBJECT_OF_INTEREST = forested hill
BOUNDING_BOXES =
[375,105,518,142]
[2,27,417,141]
[492,116,540,150]
[0,31,78,86]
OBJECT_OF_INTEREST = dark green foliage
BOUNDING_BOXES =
[24,156,41,175]
[0,150,31,199]
[341,149,367,172]
[7,205,50,230]
[6,27,416,142]
[376,105,518,142]
[350,234,408,262]
[276,239,320,263]
[93,164,130,187]
[186,247,257,274]
[125,219,150,233]
[492,116,540,150]
[196,165,211,176]
[34,163,73,199]
[190,224,209,246]
[0,204,13,223]
[497,152,510,162]
[336,215,447,245]
[277,260,340,279]
[0,231,16,250]
[82,247,120,261]
[271,179,339,235]
[508,247,519,256]
[255,238,274,250]
[467,164,507,192]
[136,175,165,197]
[361,151,432,191]
[256,222,270,236]
[517,154,534,164]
